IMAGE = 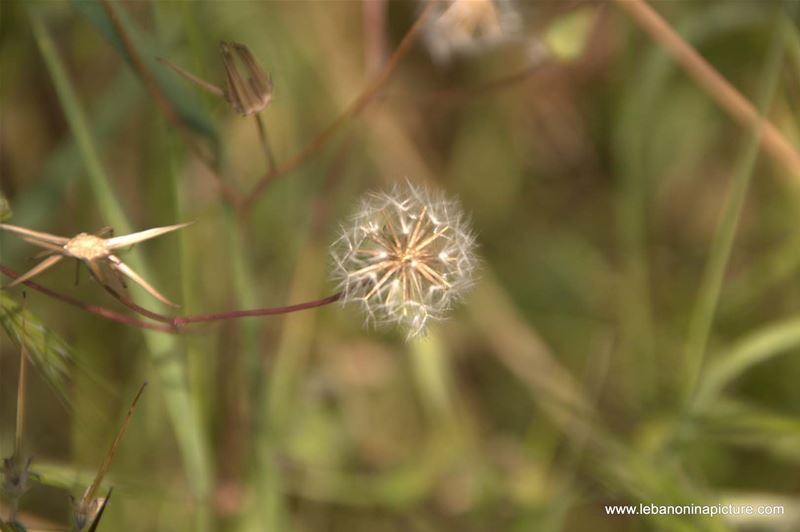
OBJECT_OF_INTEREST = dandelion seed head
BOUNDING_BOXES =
[330,182,477,339]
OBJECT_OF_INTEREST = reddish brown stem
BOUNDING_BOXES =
[171,293,341,326]
[104,283,340,326]
[99,0,243,210]
[1,264,340,331]
[0,264,175,332]
[613,0,800,180]
[240,1,436,214]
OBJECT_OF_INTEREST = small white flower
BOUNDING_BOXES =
[330,182,477,338]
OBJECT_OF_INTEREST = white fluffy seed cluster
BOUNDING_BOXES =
[422,0,522,64]
[330,182,477,338]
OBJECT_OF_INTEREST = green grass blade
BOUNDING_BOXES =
[70,0,219,147]
[693,315,800,408]
[27,7,212,524]
[683,13,787,401]
[699,398,800,463]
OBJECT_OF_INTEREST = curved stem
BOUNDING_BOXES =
[0,264,175,332]
[99,0,243,210]
[613,0,800,180]
[105,283,340,326]
[240,1,436,214]
[1,264,340,331]
[173,292,341,326]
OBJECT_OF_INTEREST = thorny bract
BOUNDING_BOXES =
[330,182,477,338]
[0,223,190,307]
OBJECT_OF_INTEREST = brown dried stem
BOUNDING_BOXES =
[99,0,243,209]
[613,0,800,180]
[83,382,147,504]
[240,1,436,213]
[104,284,341,327]
[0,264,340,331]
[0,264,176,332]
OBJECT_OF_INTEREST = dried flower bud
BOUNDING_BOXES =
[220,41,273,116]
[330,182,477,338]
[422,0,522,63]
[159,41,272,116]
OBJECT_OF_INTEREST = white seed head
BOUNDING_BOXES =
[422,0,522,64]
[330,182,477,338]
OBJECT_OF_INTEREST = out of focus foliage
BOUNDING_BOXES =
[2,1,800,531]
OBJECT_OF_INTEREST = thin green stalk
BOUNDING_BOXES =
[409,331,457,426]
[242,242,326,531]
[164,124,214,530]
[683,16,787,402]
[692,315,800,409]
[614,0,772,402]
[28,7,212,524]
[615,25,658,405]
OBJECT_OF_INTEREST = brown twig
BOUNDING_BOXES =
[82,382,147,504]
[157,56,225,98]
[240,1,436,214]
[613,0,800,180]
[0,264,176,332]
[1,263,339,330]
[173,293,341,326]
[104,283,341,327]
[99,0,243,210]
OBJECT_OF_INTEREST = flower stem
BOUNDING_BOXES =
[0,264,174,332]
[1,263,340,331]
[104,283,341,326]
[99,0,243,210]
[240,1,436,214]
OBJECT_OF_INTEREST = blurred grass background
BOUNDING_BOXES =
[2,0,800,530]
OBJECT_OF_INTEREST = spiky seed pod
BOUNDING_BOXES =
[330,182,477,338]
